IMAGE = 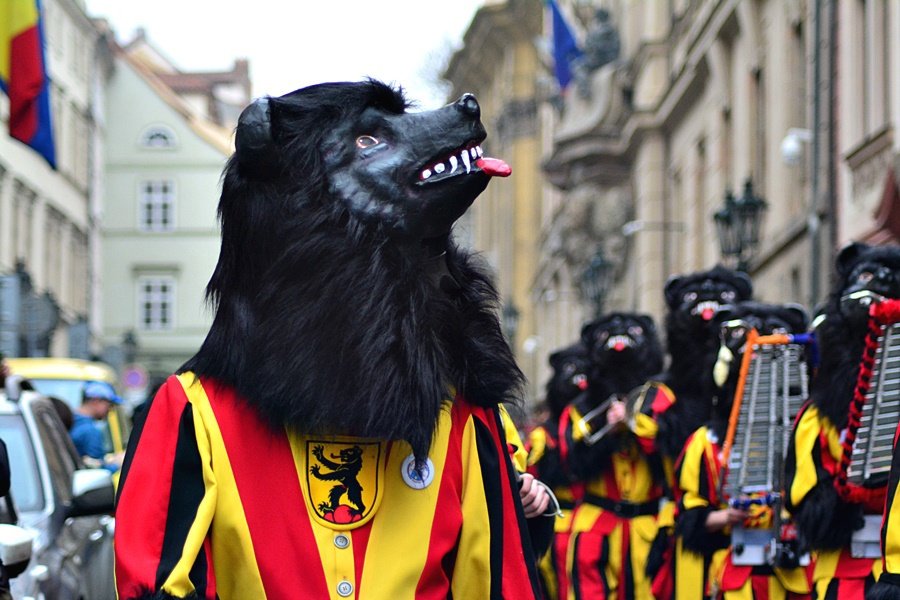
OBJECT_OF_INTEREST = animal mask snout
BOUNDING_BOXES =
[456,93,481,119]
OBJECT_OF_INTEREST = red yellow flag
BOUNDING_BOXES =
[1,0,56,167]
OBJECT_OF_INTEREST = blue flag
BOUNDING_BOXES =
[548,0,582,90]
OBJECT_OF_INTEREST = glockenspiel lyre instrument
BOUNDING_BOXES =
[836,294,900,558]
[719,329,816,566]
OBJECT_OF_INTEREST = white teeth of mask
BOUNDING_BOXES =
[421,169,432,180]
[470,148,478,159]
[435,163,446,174]
[461,150,471,173]
[476,146,483,157]
[449,155,458,172]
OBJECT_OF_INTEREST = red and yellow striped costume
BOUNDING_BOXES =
[784,403,882,598]
[873,427,900,598]
[527,407,580,600]
[675,426,812,600]
[563,403,665,600]
[115,373,542,599]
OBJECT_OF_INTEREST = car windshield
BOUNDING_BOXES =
[26,379,88,410]
[0,414,44,512]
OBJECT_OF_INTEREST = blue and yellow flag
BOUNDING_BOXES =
[0,0,56,168]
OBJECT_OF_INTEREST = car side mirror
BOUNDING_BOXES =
[0,523,35,579]
[68,468,115,518]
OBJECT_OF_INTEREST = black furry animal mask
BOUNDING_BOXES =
[184,80,520,460]
[832,242,900,325]
[664,265,753,333]
[581,312,663,373]
[234,80,509,241]
[545,343,590,417]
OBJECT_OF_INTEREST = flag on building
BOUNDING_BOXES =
[547,0,583,90]
[0,0,56,168]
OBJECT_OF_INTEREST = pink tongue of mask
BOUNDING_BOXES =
[701,308,715,321]
[614,341,626,351]
[475,157,512,177]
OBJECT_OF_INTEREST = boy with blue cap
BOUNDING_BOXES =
[70,381,123,472]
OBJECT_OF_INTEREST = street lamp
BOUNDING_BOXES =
[502,301,520,346]
[121,330,138,364]
[713,179,767,271]
[581,248,613,317]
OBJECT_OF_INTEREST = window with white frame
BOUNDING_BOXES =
[137,277,175,331]
[138,180,175,231]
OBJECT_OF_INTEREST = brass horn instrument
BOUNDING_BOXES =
[574,386,649,446]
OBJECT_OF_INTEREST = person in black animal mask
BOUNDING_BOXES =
[525,342,590,600]
[639,265,753,598]
[674,301,811,599]
[784,242,900,599]
[561,312,665,599]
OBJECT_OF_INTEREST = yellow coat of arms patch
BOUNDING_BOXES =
[303,440,384,530]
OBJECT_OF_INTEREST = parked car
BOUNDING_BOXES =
[4,358,129,457]
[1,376,116,600]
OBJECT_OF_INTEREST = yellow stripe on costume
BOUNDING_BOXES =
[887,480,900,575]
[499,404,528,473]
[527,427,548,467]
[176,373,267,599]
[358,402,454,599]
[679,427,711,511]
[451,412,493,599]
[789,406,826,507]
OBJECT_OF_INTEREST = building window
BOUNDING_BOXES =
[138,125,178,149]
[137,277,175,331]
[138,180,175,231]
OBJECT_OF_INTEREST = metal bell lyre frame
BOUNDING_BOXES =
[719,328,816,505]
[838,296,900,496]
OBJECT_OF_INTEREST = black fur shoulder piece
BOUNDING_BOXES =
[812,242,900,428]
[182,80,522,459]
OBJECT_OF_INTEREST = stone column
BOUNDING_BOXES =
[632,132,667,318]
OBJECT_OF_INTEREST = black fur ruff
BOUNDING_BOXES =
[181,81,523,460]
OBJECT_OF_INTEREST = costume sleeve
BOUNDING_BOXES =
[783,403,862,551]
[675,430,728,555]
[563,399,621,480]
[115,376,217,600]
[873,435,900,599]
[453,404,542,600]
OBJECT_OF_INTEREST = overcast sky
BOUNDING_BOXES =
[84,0,486,109]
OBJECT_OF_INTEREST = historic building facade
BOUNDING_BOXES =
[448,0,900,402]
[100,31,248,381]
[0,0,112,358]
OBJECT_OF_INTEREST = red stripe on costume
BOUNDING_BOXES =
[474,405,537,599]
[114,377,188,599]
[8,26,43,142]
[204,379,330,599]
[415,402,467,598]
[351,523,372,593]
[203,537,217,600]
[837,578,866,599]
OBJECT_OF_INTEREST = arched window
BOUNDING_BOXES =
[138,125,178,149]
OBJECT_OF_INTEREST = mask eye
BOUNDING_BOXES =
[684,291,698,303]
[721,290,736,302]
[730,326,746,340]
[628,326,643,336]
[858,271,874,283]
[356,135,379,149]
[596,331,609,343]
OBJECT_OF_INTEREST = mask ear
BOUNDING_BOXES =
[783,303,810,332]
[581,322,598,347]
[637,314,656,335]
[235,97,280,177]
[836,242,868,278]
[664,275,685,309]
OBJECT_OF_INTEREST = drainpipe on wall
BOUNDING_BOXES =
[809,0,823,309]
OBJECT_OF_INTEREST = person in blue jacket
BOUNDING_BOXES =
[69,381,123,472]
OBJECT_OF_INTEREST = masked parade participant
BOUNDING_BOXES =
[785,243,900,599]
[113,81,552,599]
[526,343,591,600]
[560,312,665,599]
[674,301,813,599]
[639,266,753,599]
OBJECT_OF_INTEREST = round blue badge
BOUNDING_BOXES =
[401,454,435,489]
